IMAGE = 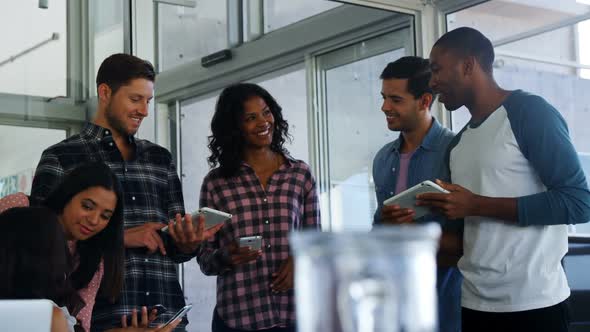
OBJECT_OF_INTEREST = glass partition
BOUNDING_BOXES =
[89,0,125,94]
[263,0,341,33]
[157,0,227,71]
[315,28,412,231]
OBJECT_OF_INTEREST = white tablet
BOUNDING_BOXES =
[200,207,233,228]
[161,207,232,232]
[383,180,449,219]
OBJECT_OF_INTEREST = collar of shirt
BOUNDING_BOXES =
[239,153,297,170]
[390,117,446,153]
[80,122,155,155]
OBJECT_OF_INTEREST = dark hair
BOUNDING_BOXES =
[96,53,156,94]
[380,56,433,99]
[0,207,83,315]
[44,162,125,302]
[207,83,291,178]
[433,27,495,73]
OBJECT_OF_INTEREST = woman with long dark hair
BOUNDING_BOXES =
[42,161,125,331]
[0,205,179,332]
[0,206,82,332]
[197,83,321,332]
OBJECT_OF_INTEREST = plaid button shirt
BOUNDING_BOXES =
[197,157,321,330]
[30,122,191,331]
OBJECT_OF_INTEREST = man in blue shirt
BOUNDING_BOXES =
[372,56,462,332]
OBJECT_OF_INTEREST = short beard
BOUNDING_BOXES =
[105,102,131,136]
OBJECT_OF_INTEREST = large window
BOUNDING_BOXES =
[447,1,590,234]
[252,65,309,162]
[157,0,227,71]
[315,29,411,231]
[0,0,67,97]
[89,0,125,92]
[263,0,341,33]
[156,0,344,72]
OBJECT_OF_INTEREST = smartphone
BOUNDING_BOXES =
[161,304,193,328]
[161,207,232,232]
[239,235,263,250]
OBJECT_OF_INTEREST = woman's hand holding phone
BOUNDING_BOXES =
[227,241,261,267]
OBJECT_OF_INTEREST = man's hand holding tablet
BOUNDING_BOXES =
[381,180,450,224]
[416,179,480,220]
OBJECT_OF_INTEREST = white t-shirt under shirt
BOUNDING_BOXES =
[394,152,414,194]
[448,90,590,312]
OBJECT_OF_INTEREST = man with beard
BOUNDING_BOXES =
[372,56,462,332]
[31,53,220,331]
[418,27,590,331]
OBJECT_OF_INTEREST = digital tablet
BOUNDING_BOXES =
[383,180,449,219]
[200,207,233,228]
[161,207,232,232]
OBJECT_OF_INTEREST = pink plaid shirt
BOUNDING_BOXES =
[0,192,29,213]
[0,193,103,332]
[197,157,320,330]
[68,241,104,332]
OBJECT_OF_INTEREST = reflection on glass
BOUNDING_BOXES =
[341,277,399,332]
[264,0,341,33]
[0,125,66,196]
[158,0,227,71]
[325,48,405,232]
[0,0,66,97]
[291,224,440,332]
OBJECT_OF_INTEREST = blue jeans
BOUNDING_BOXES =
[438,267,462,332]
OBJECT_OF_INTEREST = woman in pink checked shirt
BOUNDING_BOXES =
[0,162,128,332]
[41,161,126,332]
[197,83,321,332]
